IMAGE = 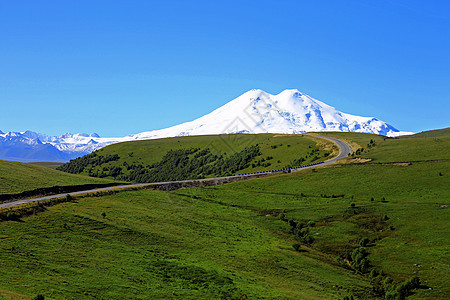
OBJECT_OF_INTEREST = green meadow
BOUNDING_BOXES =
[0,129,448,299]
[0,160,113,195]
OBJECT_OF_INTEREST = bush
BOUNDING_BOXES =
[301,234,315,245]
[278,213,286,221]
[297,228,308,238]
[288,219,297,229]
[32,295,45,300]
[360,237,370,247]
[383,276,393,286]
[350,247,370,273]
[65,194,73,201]
[369,268,379,279]
[6,211,19,221]
[307,220,315,227]
[292,243,301,251]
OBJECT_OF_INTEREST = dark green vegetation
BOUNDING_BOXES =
[0,160,113,196]
[0,129,448,299]
[57,134,334,182]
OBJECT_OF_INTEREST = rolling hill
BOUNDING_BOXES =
[0,159,115,197]
[56,133,338,182]
[0,129,448,299]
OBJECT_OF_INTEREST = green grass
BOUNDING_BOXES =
[315,130,450,163]
[0,160,113,195]
[1,129,448,299]
[175,160,449,298]
[0,189,373,299]
[360,137,450,163]
[403,127,450,138]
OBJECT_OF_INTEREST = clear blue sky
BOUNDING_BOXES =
[1,0,449,137]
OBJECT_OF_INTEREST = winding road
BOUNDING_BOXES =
[0,135,352,209]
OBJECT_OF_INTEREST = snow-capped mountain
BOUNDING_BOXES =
[0,131,128,162]
[1,89,412,162]
[130,89,411,139]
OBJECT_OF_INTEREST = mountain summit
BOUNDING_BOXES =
[131,89,409,140]
[1,89,412,162]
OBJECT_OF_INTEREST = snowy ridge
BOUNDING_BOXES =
[0,131,131,162]
[131,89,412,139]
[1,89,412,162]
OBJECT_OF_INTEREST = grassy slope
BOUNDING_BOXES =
[81,134,336,177]
[360,137,450,163]
[28,162,65,169]
[404,127,450,138]
[176,130,449,298]
[0,160,113,195]
[0,130,448,299]
[0,189,372,299]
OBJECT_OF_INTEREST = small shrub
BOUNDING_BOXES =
[101,212,107,218]
[6,211,19,221]
[292,243,301,251]
[296,222,305,230]
[302,234,315,245]
[32,295,45,300]
[65,194,73,201]
[383,276,393,286]
[278,213,286,221]
[288,219,297,229]
[369,268,379,279]
[359,237,370,247]
[350,203,356,208]
[307,220,315,227]
[297,228,309,238]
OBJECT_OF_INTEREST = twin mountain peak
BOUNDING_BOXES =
[0,89,412,162]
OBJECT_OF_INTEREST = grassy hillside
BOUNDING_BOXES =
[57,134,337,181]
[0,190,374,299]
[0,160,113,195]
[29,162,65,169]
[404,127,450,138]
[313,131,450,163]
[0,130,448,299]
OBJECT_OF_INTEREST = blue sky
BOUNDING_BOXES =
[1,0,449,137]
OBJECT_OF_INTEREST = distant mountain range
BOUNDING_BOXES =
[1,89,413,162]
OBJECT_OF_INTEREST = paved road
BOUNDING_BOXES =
[0,135,352,209]
[310,135,352,164]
